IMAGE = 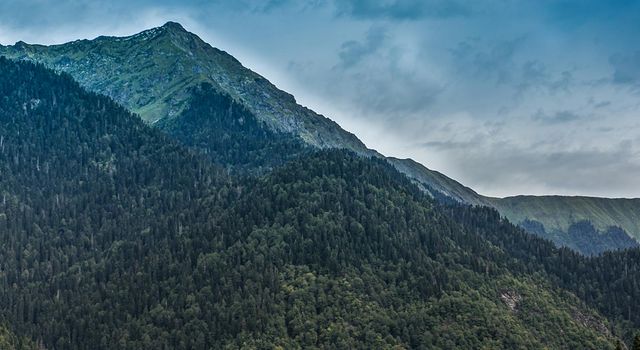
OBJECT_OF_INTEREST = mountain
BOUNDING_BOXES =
[0,21,468,187]
[489,196,640,255]
[0,22,367,152]
[2,56,639,348]
[1,22,638,255]
[0,56,224,348]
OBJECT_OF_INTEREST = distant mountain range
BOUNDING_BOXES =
[1,22,638,255]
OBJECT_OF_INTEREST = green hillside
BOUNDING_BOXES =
[489,196,640,235]
[488,196,640,254]
[388,157,640,256]
[0,56,634,349]
[155,82,310,172]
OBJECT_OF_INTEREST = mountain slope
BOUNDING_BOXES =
[489,196,640,254]
[0,56,230,348]
[489,196,640,236]
[0,22,368,152]
[0,57,631,348]
[1,22,638,255]
[388,157,490,206]
[0,23,487,204]
[155,81,310,172]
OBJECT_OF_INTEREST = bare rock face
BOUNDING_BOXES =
[572,309,611,338]
[500,290,522,312]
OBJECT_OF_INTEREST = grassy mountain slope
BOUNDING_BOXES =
[488,196,640,253]
[489,196,640,236]
[1,22,638,254]
[0,57,629,348]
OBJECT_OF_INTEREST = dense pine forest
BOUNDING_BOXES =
[156,82,310,173]
[2,57,640,349]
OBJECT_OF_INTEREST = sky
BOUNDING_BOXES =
[1,0,639,198]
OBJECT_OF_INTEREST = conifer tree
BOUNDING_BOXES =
[633,334,640,350]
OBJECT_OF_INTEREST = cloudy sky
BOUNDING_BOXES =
[1,0,639,198]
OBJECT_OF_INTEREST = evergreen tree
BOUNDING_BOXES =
[633,334,640,350]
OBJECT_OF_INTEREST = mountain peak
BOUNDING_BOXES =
[160,21,187,32]
[122,21,190,42]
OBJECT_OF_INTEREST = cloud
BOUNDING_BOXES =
[449,38,524,84]
[544,0,640,24]
[532,110,582,124]
[517,61,573,94]
[593,101,611,109]
[325,26,443,116]
[334,0,471,20]
[417,130,640,197]
[610,51,640,86]
[420,139,481,151]
[448,39,575,96]
[215,0,325,14]
[337,26,387,69]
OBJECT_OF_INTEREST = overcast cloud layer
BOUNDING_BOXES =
[1,0,639,198]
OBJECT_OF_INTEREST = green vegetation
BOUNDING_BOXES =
[0,325,35,350]
[489,195,640,238]
[378,160,640,255]
[156,82,309,173]
[1,57,636,348]
[489,196,640,254]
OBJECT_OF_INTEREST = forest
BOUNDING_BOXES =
[1,57,640,349]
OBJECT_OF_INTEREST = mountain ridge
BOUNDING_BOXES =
[0,21,371,152]
[1,21,638,255]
